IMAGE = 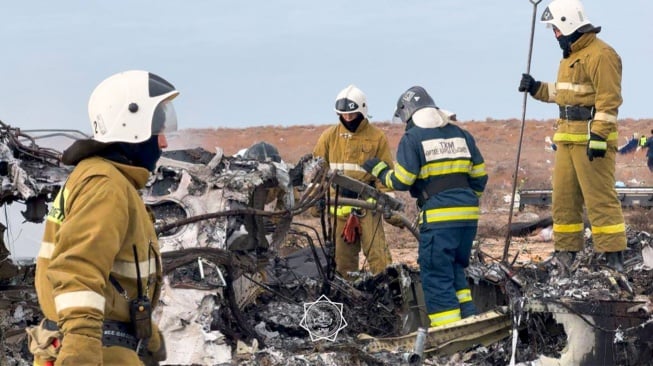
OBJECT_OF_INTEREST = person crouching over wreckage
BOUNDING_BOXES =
[518,0,626,271]
[312,84,398,279]
[28,70,179,365]
[363,86,488,327]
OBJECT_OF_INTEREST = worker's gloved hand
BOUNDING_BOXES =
[342,214,361,244]
[362,157,389,178]
[518,73,541,96]
[383,214,405,229]
[587,132,607,161]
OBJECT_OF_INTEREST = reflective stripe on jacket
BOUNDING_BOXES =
[534,33,622,144]
[35,157,162,342]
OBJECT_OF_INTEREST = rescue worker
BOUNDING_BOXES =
[29,70,178,365]
[518,0,626,271]
[313,84,395,277]
[363,86,488,327]
[642,129,653,172]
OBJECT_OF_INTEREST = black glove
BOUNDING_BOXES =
[362,158,389,177]
[518,73,541,96]
[587,132,607,161]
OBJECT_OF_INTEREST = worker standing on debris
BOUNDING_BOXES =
[313,84,395,278]
[362,86,488,327]
[518,0,627,271]
[29,70,177,365]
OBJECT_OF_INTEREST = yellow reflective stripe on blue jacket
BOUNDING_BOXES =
[419,206,480,224]
[418,159,472,179]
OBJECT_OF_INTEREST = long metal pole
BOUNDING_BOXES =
[502,0,542,263]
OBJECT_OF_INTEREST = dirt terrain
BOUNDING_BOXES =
[171,118,653,267]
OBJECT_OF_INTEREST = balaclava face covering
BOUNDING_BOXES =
[339,112,364,133]
[557,30,583,58]
[101,135,161,172]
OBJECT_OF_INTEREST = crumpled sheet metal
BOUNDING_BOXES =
[0,141,69,212]
[145,152,291,253]
[153,278,232,365]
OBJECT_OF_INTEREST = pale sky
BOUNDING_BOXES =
[2,1,652,258]
[2,1,651,136]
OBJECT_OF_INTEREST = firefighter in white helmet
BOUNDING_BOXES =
[30,70,178,365]
[312,84,396,278]
[518,0,626,271]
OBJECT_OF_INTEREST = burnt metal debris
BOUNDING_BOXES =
[0,123,652,365]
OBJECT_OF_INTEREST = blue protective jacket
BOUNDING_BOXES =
[376,110,488,228]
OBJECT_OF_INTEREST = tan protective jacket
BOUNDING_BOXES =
[313,118,394,194]
[533,33,622,145]
[35,157,162,363]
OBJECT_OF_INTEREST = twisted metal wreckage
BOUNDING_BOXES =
[0,123,652,365]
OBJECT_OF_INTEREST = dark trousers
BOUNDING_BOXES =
[418,225,476,315]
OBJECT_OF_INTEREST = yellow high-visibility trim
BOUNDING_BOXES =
[54,291,105,313]
[591,223,625,235]
[553,222,584,233]
[46,187,68,224]
[429,308,461,327]
[420,207,480,224]
[456,289,473,303]
[394,163,416,186]
[329,205,354,217]
[469,163,486,178]
[371,161,388,177]
[38,242,55,259]
[384,174,395,190]
[418,160,472,179]
[553,131,618,142]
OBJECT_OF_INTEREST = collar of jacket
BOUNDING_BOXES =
[412,107,451,128]
[571,33,597,54]
[92,157,151,189]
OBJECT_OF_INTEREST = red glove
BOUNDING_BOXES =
[342,214,361,244]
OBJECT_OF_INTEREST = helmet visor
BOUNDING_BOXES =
[392,107,404,124]
[151,100,178,135]
[335,98,360,114]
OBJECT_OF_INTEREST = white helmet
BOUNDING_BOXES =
[334,84,368,117]
[88,70,179,143]
[540,0,591,36]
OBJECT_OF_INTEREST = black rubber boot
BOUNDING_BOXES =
[605,251,625,272]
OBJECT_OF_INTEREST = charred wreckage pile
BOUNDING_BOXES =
[0,124,652,365]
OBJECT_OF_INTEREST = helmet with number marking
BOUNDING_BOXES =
[88,70,179,143]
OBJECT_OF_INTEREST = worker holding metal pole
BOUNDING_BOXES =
[518,0,626,271]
